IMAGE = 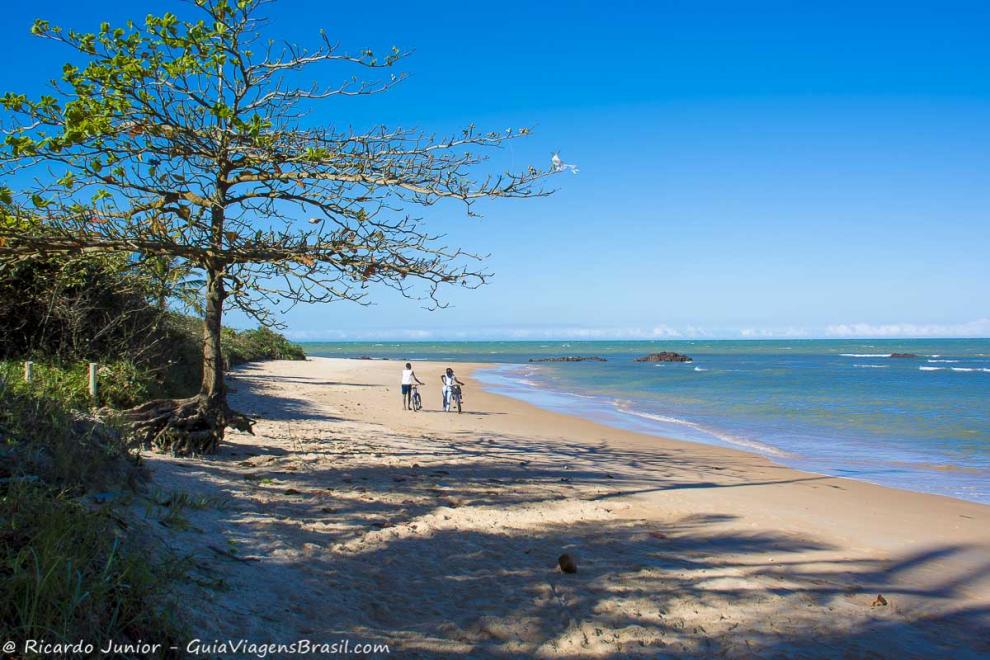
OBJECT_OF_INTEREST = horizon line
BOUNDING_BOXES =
[290,335,990,343]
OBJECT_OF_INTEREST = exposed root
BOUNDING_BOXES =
[119,396,255,456]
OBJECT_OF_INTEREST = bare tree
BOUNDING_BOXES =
[0,0,555,454]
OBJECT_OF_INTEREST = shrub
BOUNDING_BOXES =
[0,482,182,650]
[0,381,183,649]
[0,253,160,363]
[222,326,306,367]
[0,372,139,493]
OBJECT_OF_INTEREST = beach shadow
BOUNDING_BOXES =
[143,365,990,657]
[160,455,989,657]
[235,374,381,388]
[150,418,990,655]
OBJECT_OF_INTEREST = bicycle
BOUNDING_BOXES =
[450,384,463,413]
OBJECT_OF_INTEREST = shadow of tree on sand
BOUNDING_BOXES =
[143,370,990,658]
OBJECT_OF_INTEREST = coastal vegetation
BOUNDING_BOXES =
[0,0,550,647]
[0,244,302,646]
[0,0,552,454]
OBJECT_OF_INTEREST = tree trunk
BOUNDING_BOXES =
[182,264,229,453]
[200,266,226,412]
[118,265,253,455]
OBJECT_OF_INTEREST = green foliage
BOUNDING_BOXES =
[0,253,301,411]
[0,250,205,403]
[0,252,163,363]
[1,360,151,409]
[0,371,183,649]
[0,482,183,649]
[16,1,272,163]
[0,376,138,491]
[222,326,306,366]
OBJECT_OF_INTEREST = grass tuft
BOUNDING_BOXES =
[0,482,183,650]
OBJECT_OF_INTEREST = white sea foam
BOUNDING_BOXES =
[928,359,959,363]
[840,353,892,358]
[853,364,888,368]
[693,367,707,372]
[614,405,788,457]
[920,366,990,373]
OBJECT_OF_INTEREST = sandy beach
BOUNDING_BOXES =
[142,357,990,657]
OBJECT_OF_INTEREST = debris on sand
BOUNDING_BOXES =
[558,553,578,574]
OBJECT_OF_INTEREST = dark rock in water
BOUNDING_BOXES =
[635,352,692,363]
[889,353,918,359]
[872,594,888,607]
[558,553,578,574]
[356,356,373,360]
[529,356,607,363]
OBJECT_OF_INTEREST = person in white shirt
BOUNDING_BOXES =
[440,367,464,412]
[400,363,423,411]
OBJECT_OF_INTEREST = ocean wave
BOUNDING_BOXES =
[927,359,959,363]
[614,405,788,457]
[693,367,707,372]
[840,353,891,358]
[853,364,888,368]
[920,366,990,373]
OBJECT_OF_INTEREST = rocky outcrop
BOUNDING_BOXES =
[889,353,919,359]
[635,352,692,363]
[529,356,607,363]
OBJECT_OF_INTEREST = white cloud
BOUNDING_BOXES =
[285,328,438,341]
[286,325,697,341]
[508,325,690,339]
[825,319,990,338]
[285,319,990,341]
[739,327,810,338]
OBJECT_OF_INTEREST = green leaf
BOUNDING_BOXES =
[30,19,49,36]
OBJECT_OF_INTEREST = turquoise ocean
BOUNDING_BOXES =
[302,339,990,504]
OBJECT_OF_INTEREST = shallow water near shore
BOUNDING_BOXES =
[302,339,990,503]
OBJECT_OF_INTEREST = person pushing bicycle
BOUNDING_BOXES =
[401,362,424,411]
[441,367,464,412]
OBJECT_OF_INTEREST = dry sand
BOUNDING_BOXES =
[139,357,990,657]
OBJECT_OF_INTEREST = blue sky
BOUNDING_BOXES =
[4,1,989,339]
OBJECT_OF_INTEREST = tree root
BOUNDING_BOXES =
[119,395,255,456]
